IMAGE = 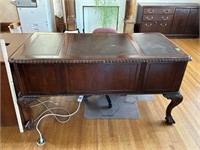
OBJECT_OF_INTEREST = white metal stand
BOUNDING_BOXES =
[0,39,24,132]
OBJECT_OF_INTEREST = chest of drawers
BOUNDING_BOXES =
[134,3,199,37]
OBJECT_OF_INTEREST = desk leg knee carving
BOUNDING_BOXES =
[163,92,183,125]
[18,97,35,129]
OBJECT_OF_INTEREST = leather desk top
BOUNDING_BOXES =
[9,33,191,63]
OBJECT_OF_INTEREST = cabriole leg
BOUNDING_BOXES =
[163,92,183,125]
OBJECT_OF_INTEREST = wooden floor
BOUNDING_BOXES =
[1,38,200,150]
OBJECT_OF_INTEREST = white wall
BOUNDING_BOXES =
[137,0,200,3]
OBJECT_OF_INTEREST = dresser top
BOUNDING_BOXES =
[138,3,200,7]
[9,32,191,63]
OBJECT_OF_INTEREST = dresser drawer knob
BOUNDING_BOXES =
[162,16,169,20]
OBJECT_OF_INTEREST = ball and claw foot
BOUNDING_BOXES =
[165,116,175,125]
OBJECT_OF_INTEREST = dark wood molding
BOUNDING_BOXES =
[11,57,191,64]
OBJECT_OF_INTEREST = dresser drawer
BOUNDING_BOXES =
[143,8,159,14]
[144,8,175,14]
[140,22,157,32]
[142,15,159,21]
[157,22,172,34]
[143,15,173,21]
[157,8,175,14]
[160,15,173,21]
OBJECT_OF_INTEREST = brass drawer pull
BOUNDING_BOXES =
[183,10,189,14]
[160,23,168,27]
[147,9,155,13]
[162,16,169,20]
[145,23,153,27]
[191,10,198,14]
[146,16,154,20]
[163,9,170,13]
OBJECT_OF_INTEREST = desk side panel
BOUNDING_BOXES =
[142,62,187,92]
[14,64,67,95]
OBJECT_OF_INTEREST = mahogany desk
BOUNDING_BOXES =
[9,33,191,128]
